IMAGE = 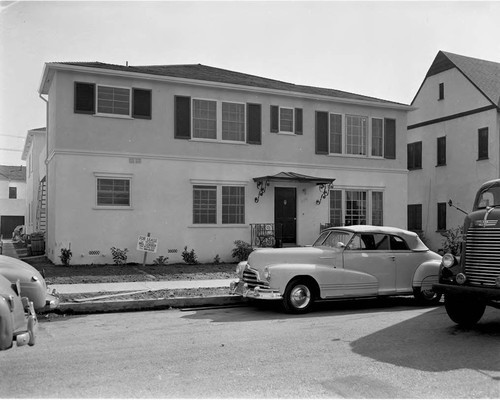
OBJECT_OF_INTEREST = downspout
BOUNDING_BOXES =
[39,93,49,256]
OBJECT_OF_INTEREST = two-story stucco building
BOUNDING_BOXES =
[408,51,500,251]
[37,62,410,264]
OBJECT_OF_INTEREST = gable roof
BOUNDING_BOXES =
[413,51,500,108]
[0,165,26,181]
[41,62,409,108]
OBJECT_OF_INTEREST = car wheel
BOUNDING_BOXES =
[444,294,486,327]
[283,279,315,314]
[413,287,442,305]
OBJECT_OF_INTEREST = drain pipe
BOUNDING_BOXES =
[39,93,49,257]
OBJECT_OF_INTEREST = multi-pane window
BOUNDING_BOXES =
[193,186,217,224]
[437,136,446,166]
[407,141,422,170]
[97,178,130,206]
[222,102,245,141]
[346,115,368,155]
[193,100,217,139]
[222,186,245,224]
[408,204,422,231]
[372,192,384,226]
[329,114,342,154]
[97,86,130,116]
[279,108,294,133]
[478,128,489,160]
[371,118,383,157]
[345,190,367,226]
[329,189,383,227]
[437,202,447,231]
[193,185,245,225]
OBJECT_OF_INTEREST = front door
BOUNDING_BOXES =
[275,187,296,244]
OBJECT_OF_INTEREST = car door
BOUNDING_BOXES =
[342,233,397,296]
[390,235,418,293]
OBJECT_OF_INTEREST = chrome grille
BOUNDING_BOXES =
[465,227,500,286]
[242,267,269,289]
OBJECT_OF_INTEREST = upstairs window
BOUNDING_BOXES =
[437,136,446,166]
[9,187,17,199]
[407,141,422,170]
[371,118,384,157]
[193,99,217,139]
[346,115,368,156]
[74,82,151,119]
[222,102,245,141]
[478,127,489,160]
[438,83,445,100]
[270,106,303,135]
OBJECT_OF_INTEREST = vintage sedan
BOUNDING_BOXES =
[0,274,38,350]
[230,225,442,313]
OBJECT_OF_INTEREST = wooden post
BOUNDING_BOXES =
[142,232,150,267]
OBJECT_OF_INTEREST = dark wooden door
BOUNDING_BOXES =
[275,187,296,244]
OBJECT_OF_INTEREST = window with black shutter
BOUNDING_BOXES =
[247,103,262,145]
[132,88,152,119]
[407,204,422,231]
[74,82,95,114]
[315,111,329,154]
[438,83,444,100]
[384,118,396,159]
[175,96,191,139]
[270,105,279,133]
[295,108,303,135]
[478,128,489,160]
[407,141,422,170]
[437,136,446,166]
[437,202,446,231]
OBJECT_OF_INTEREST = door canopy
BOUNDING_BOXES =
[253,172,335,205]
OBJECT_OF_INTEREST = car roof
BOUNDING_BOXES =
[324,225,429,251]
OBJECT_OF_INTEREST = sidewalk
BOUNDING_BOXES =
[1,239,244,314]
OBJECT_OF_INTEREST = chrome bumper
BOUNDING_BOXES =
[230,280,282,300]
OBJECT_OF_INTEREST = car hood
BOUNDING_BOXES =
[247,246,338,270]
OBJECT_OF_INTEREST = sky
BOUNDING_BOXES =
[1,0,500,166]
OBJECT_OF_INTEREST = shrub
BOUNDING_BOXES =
[231,240,253,262]
[153,255,169,266]
[213,254,221,265]
[182,246,198,264]
[110,247,128,265]
[60,247,72,266]
[441,226,463,255]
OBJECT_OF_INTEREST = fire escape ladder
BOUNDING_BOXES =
[36,178,47,232]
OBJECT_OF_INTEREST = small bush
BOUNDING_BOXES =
[153,255,169,266]
[231,240,253,262]
[213,254,221,265]
[60,247,72,266]
[182,246,198,265]
[110,247,128,265]
[441,226,463,255]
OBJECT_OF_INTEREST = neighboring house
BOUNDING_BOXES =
[21,128,47,235]
[38,62,411,264]
[407,51,500,251]
[0,165,26,238]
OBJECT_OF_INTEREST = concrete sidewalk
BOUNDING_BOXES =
[1,239,244,313]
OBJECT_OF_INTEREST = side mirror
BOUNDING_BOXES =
[336,242,345,249]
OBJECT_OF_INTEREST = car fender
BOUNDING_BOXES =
[412,259,441,290]
[0,295,14,350]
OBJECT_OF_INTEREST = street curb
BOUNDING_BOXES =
[46,295,246,314]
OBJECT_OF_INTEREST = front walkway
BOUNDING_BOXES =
[0,239,21,258]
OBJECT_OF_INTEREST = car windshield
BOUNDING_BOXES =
[475,182,500,210]
[313,230,353,248]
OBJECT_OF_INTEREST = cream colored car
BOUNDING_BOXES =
[231,225,442,313]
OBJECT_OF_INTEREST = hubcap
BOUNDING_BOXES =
[421,289,436,300]
[290,285,311,309]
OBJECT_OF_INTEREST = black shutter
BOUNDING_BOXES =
[270,105,279,133]
[247,103,262,145]
[315,111,329,154]
[384,118,396,159]
[415,142,422,169]
[132,88,152,119]
[295,108,303,135]
[174,96,191,139]
[74,82,95,114]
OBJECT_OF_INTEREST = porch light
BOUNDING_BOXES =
[316,183,334,205]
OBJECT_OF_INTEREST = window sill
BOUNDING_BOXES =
[477,157,489,161]
[189,224,248,228]
[93,206,134,210]
[189,138,247,145]
[276,131,297,136]
[94,113,133,120]
[436,164,446,167]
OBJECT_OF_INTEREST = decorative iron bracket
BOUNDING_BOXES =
[254,179,270,203]
[316,183,334,205]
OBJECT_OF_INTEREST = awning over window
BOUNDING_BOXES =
[253,171,335,204]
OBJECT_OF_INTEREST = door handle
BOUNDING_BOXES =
[388,256,396,261]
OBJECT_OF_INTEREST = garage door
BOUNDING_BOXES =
[0,216,25,239]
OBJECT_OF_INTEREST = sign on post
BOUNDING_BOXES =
[137,233,158,266]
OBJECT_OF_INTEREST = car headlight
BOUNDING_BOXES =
[263,267,271,282]
[441,253,457,269]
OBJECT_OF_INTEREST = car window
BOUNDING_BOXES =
[347,234,389,250]
[314,231,351,248]
[390,235,410,251]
